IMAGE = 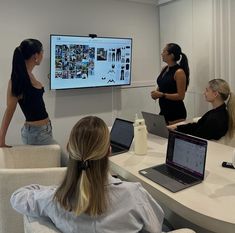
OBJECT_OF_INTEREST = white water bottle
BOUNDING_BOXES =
[133,114,147,155]
[232,149,235,168]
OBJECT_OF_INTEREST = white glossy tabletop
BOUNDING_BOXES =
[109,134,235,233]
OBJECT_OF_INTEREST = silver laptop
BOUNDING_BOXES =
[141,111,169,138]
[139,130,207,193]
[110,118,134,156]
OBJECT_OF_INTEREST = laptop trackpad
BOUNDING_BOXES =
[139,169,192,193]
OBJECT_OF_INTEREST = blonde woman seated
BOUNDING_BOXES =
[11,116,164,233]
[170,79,235,140]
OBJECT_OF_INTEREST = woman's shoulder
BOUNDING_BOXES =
[201,105,227,122]
[110,178,148,199]
[175,67,185,75]
[174,68,187,82]
[108,175,152,201]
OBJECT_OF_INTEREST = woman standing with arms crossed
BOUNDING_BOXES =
[0,39,53,147]
[151,43,190,125]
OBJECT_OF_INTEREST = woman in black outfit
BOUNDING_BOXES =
[0,39,54,147]
[173,79,235,140]
[151,43,190,125]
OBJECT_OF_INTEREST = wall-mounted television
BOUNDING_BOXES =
[50,34,132,90]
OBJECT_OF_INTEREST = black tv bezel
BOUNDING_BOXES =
[50,34,133,90]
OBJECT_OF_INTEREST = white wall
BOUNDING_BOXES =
[2,0,234,150]
[230,0,235,91]
[0,0,160,149]
[212,0,235,93]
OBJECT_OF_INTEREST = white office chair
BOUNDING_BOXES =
[23,215,196,233]
[192,117,201,123]
[216,130,235,147]
[0,145,63,233]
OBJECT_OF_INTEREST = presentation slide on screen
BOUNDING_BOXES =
[50,35,132,90]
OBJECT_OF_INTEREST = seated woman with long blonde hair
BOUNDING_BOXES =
[11,116,164,233]
[174,79,235,140]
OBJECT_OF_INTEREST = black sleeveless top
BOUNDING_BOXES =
[18,85,49,121]
[157,64,186,123]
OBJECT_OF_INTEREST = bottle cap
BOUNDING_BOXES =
[135,113,138,121]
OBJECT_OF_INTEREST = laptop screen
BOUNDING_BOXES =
[110,118,134,149]
[166,131,207,179]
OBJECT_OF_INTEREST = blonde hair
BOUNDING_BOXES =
[54,116,110,216]
[209,79,235,137]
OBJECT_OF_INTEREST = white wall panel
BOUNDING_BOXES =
[0,0,160,149]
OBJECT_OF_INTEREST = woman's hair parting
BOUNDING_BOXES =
[11,39,43,97]
[209,78,235,137]
[54,116,110,216]
[167,43,190,88]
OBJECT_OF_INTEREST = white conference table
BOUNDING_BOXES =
[109,134,235,233]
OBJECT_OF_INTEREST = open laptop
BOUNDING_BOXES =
[110,118,134,156]
[141,111,169,138]
[139,130,207,192]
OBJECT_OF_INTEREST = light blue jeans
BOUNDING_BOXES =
[21,121,55,145]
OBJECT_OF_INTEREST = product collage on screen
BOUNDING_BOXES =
[50,35,132,90]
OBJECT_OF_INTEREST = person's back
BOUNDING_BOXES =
[11,176,163,233]
[11,116,164,233]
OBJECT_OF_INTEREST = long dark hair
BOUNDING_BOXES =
[11,39,43,97]
[167,43,190,88]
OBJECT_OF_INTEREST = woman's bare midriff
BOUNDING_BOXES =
[25,117,49,126]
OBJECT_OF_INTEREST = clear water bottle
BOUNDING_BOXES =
[232,149,235,168]
[133,114,147,155]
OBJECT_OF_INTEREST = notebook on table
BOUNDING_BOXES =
[141,111,169,138]
[110,118,134,156]
[139,130,207,192]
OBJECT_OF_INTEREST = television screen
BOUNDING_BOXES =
[50,35,132,90]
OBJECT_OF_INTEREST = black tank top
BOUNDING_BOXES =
[157,64,187,122]
[18,85,48,121]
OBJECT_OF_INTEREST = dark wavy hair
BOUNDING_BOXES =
[11,39,43,97]
[167,43,190,89]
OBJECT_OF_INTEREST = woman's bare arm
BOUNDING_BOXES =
[0,81,18,147]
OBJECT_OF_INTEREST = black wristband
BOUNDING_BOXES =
[161,93,166,98]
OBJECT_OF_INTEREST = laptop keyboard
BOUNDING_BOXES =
[154,165,198,184]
